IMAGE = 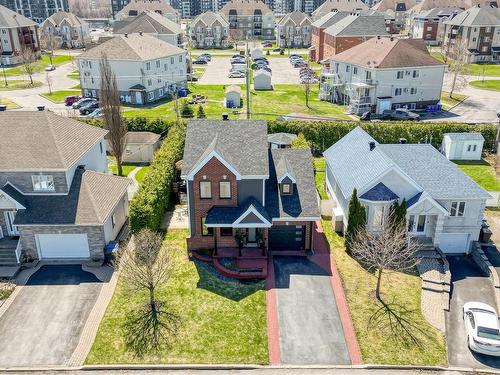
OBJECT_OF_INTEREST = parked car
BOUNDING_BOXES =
[252,62,268,70]
[79,101,99,115]
[45,64,56,71]
[231,57,246,64]
[87,108,102,118]
[229,71,245,78]
[255,66,272,73]
[199,53,211,61]
[382,108,420,121]
[188,75,199,82]
[64,95,81,106]
[253,57,268,63]
[464,302,500,356]
[72,97,95,109]
[193,58,208,65]
[292,61,308,68]
[261,41,272,48]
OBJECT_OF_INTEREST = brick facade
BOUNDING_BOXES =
[271,221,313,250]
[310,26,324,62]
[18,225,106,261]
[323,35,376,60]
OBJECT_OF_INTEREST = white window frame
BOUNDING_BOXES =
[219,181,231,198]
[450,201,466,217]
[32,175,55,192]
[200,181,212,199]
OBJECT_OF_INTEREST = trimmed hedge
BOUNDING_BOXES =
[128,125,186,233]
[80,117,173,134]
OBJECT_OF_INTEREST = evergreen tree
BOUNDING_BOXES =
[390,199,407,227]
[196,105,206,118]
[291,133,310,149]
[180,100,194,118]
[345,188,366,254]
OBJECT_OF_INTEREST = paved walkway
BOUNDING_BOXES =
[126,166,142,200]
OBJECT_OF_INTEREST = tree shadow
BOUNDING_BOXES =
[368,297,430,348]
[124,300,181,357]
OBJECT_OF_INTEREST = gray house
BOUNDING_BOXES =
[0,112,130,265]
[324,127,490,254]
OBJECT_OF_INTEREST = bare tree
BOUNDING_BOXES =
[99,53,127,176]
[304,80,311,109]
[120,229,180,355]
[350,222,419,302]
[19,46,37,85]
[40,32,58,64]
[46,72,52,94]
[228,29,245,50]
[447,37,470,98]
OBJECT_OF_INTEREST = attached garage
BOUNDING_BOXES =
[269,225,305,251]
[36,234,90,259]
[439,233,470,254]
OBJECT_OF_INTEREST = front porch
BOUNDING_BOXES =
[0,236,21,265]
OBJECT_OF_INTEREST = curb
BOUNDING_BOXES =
[265,255,281,366]
[445,94,469,111]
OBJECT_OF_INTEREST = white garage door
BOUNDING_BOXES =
[439,233,469,254]
[37,234,90,259]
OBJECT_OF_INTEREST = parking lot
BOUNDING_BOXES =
[197,56,301,86]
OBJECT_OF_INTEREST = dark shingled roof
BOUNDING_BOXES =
[13,169,130,226]
[181,120,269,178]
[360,182,399,201]
[205,198,271,225]
[267,132,297,146]
[266,149,321,220]
[406,191,423,207]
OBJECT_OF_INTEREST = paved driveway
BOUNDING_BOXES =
[273,256,350,365]
[197,57,246,85]
[446,255,500,370]
[0,265,102,367]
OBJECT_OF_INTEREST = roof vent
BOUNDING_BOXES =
[377,35,380,39]
[399,137,407,144]
[124,33,128,37]
[369,141,376,151]
[222,112,229,121]
[390,36,394,41]
[139,31,143,36]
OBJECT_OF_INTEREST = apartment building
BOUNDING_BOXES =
[276,11,312,47]
[0,0,68,23]
[221,0,275,39]
[190,11,230,48]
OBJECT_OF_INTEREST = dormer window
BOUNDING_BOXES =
[32,175,55,192]
[281,182,292,195]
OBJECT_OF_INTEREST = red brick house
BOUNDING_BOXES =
[181,120,320,262]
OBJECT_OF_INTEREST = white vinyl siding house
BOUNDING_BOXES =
[442,133,484,161]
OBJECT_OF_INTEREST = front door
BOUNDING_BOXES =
[247,228,257,243]
[408,214,426,235]
[4,211,19,236]
[135,91,143,105]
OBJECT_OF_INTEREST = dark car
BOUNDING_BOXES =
[199,53,211,61]
[72,97,95,109]
[79,101,99,115]
[382,108,420,121]
[64,95,81,106]
[193,58,208,65]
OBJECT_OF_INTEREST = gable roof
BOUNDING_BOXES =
[44,11,86,27]
[277,11,312,25]
[267,132,297,145]
[0,4,37,28]
[324,14,389,36]
[443,5,500,26]
[0,112,107,171]
[125,131,161,144]
[312,0,368,16]
[324,127,490,202]
[372,0,416,11]
[266,149,320,220]
[330,37,445,68]
[181,120,269,178]
[113,10,181,35]
[192,11,229,27]
[221,0,273,16]
[413,7,464,19]
[409,0,466,13]
[13,169,131,226]
[444,132,485,141]
[77,33,185,60]
[118,0,178,17]
[312,11,352,27]
[359,182,399,201]
[205,197,272,226]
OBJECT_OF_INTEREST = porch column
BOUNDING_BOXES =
[433,215,445,247]
[214,228,218,256]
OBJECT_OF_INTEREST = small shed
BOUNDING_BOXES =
[225,85,241,108]
[251,48,263,59]
[121,131,162,163]
[442,132,484,161]
[268,132,297,149]
[254,70,272,90]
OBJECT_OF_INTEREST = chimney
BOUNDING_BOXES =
[222,112,229,121]
[124,33,128,37]
[377,35,380,39]
[369,141,376,151]
[399,137,407,144]
[139,31,143,36]
[390,36,394,41]
[37,105,45,111]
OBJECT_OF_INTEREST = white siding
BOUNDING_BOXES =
[103,195,129,243]
[66,137,108,190]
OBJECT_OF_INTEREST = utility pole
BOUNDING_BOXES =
[496,111,500,177]
[245,37,250,120]
[1,63,7,87]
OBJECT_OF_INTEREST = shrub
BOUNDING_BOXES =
[291,133,310,149]
[345,188,366,254]
[181,100,194,118]
[128,125,186,233]
[197,105,207,118]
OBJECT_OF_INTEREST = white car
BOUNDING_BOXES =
[45,64,55,71]
[229,71,245,78]
[463,302,500,356]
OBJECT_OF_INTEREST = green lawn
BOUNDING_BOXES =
[469,80,500,91]
[134,166,150,184]
[440,91,467,110]
[0,80,42,90]
[0,97,20,108]
[314,157,328,200]
[40,89,80,103]
[431,52,500,76]
[3,54,73,76]
[455,160,500,191]
[86,229,268,364]
[322,220,447,365]
[123,84,349,120]
[108,161,137,177]
[68,70,80,80]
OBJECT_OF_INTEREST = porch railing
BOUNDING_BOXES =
[15,239,22,264]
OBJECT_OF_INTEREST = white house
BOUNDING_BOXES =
[319,36,446,114]
[76,33,187,105]
[120,131,162,163]
[254,69,272,90]
[225,85,241,108]
[113,10,182,47]
[442,133,485,161]
[40,11,91,49]
[324,127,491,254]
